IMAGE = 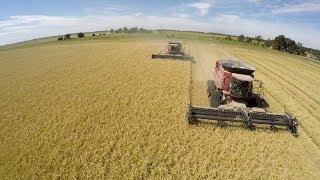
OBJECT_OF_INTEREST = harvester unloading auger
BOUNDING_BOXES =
[152,42,194,60]
[187,60,298,134]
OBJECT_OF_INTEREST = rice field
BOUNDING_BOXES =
[0,39,320,179]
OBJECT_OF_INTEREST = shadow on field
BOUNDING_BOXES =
[246,98,270,109]
[260,99,270,109]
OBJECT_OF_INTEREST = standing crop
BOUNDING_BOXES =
[0,40,319,179]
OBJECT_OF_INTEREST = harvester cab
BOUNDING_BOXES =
[187,59,298,134]
[229,74,254,99]
[152,42,194,60]
[166,42,183,55]
[210,60,260,108]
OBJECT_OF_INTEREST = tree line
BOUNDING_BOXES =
[57,32,85,41]
[55,28,319,60]
[238,34,319,60]
[109,27,150,33]
[57,27,150,41]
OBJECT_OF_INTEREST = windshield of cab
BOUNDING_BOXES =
[230,78,250,98]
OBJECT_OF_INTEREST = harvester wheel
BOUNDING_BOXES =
[207,80,216,94]
[186,114,197,124]
[209,90,222,108]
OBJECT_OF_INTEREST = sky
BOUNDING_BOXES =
[0,0,320,49]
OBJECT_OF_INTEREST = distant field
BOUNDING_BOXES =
[0,34,320,178]
[0,31,248,51]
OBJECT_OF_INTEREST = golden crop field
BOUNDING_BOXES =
[0,39,320,179]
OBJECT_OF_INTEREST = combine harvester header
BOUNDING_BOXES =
[187,102,297,133]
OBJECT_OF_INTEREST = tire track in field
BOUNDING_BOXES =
[247,50,320,85]
[273,53,320,76]
[237,49,320,88]
[261,50,320,78]
[231,47,320,81]
[266,49,320,70]
[236,50,320,106]
[260,54,320,88]
[281,54,320,70]
[188,41,212,106]
[188,43,198,105]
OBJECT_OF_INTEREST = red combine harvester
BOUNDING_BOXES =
[187,60,298,134]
